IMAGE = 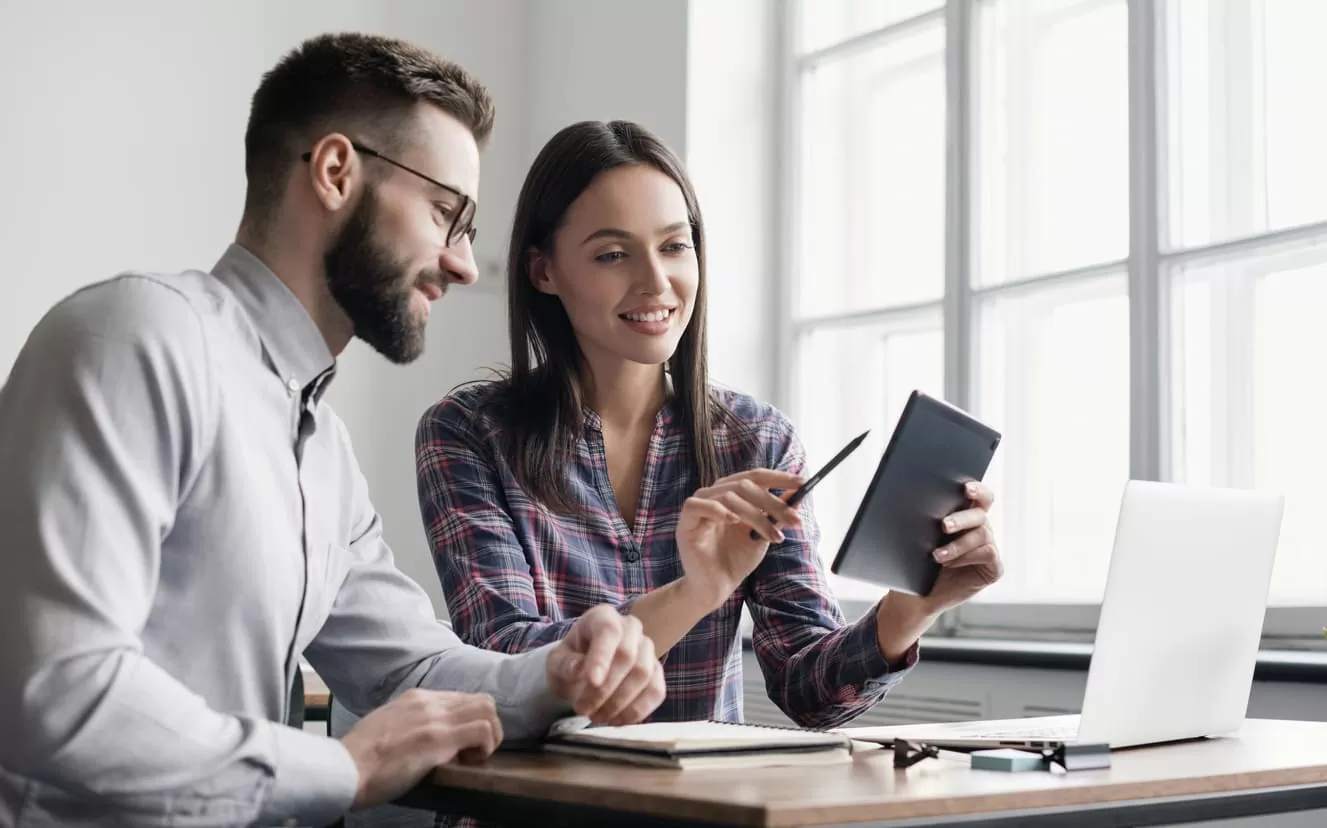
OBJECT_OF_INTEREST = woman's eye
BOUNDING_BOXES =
[595,251,627,263]
[663,242,693,254]
[433,202,454,221]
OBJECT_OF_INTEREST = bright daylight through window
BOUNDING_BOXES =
[785,0,1327,636]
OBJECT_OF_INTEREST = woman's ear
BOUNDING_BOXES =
[529,248,559,296]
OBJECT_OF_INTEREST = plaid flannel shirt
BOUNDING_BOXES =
[415,383,917,731]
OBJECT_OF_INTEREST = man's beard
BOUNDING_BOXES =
[324,187,435,364]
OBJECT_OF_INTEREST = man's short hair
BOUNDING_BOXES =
[242,32,494,224]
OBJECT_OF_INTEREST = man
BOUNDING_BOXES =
[0,33,666,827]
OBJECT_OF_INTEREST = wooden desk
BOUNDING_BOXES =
[300,665,331,728]
[302,668,330,709]
[402,719,1327,827]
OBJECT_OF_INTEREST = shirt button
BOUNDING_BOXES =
[286,377,299,394]
[624,549,640,563]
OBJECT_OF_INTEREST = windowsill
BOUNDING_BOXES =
[739,635,1327,683]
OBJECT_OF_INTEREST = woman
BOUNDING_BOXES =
[416,120,1002,730]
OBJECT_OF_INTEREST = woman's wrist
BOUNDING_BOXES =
[874,591,941,663]
[674,572,736,614]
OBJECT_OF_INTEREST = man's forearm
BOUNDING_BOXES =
[1,648,358,827]
[421,634,567,737]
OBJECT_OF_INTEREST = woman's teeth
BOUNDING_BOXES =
[622,309,673,323]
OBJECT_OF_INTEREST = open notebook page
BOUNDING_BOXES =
[552,720,849,752]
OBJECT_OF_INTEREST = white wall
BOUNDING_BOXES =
[1,0,778,619]
[0,0,721,618]
[523,0,690,167]
[687,0,781,404]
[0,0,523,613]
[520,0,781,403]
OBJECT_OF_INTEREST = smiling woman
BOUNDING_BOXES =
[409,119,1006,747]
[496,126,715,513]
[531,169,699,397]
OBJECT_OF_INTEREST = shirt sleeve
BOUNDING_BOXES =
[414,398,637,654]
[743,411,918,730]
[0,277,358,828]
[301,422,570,742]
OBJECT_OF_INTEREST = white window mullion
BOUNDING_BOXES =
[1209,0,1257,489]
[1127,0,1164,482]
[774,0,801,414]
[944,0,973,411]
[1008,5,1032,284]
[939,0,972,635]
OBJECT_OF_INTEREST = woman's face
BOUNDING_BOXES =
[533,164,699,369]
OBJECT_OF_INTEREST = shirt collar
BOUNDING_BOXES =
[582,392,678,434]
[211,243,336,398]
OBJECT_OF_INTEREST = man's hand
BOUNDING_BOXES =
[340,689,502,810]
[547,605,666,726]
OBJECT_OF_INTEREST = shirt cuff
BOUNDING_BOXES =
[258,723,359,828]
[845,603,920,688]
[496,644,574,741]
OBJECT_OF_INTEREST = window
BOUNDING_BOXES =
[792,315,944,599]
[789,1,947,599]
[784,0,1327,639]
[970,0,1129,605]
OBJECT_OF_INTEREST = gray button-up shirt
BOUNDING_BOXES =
[0,245,567,827]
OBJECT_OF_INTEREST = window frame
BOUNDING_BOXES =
[777,0,1327,649]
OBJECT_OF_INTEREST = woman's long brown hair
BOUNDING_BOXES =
[492,120,732,513]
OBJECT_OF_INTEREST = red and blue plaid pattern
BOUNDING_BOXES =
[415,383,916,730]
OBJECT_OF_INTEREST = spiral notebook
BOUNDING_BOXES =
[542,717,856,769]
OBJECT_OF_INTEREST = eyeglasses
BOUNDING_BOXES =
[301,141,477,247]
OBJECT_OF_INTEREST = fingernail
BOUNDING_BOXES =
[935,547,951,561]
[966,482,979,496]
[943,518,956,532]
[775,530,786,543]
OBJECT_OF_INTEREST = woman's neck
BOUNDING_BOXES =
[580,352,668,434]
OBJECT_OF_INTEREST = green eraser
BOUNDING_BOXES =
[970,748,1044,772]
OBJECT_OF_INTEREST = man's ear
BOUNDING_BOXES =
[529,248,559,296]
[305,133,358,212]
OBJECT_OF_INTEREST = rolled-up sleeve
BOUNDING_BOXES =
[0,278,357,827]
[745,412,917,730]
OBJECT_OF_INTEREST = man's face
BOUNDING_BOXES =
[324,106,481,364]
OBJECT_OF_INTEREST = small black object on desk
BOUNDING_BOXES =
[889,739,1111,772]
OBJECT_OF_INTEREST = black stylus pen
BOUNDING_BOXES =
[749,430,869,541]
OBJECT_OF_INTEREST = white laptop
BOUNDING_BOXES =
[843,480,1285,751]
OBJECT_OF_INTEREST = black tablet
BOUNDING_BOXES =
[829,391,1001,597]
